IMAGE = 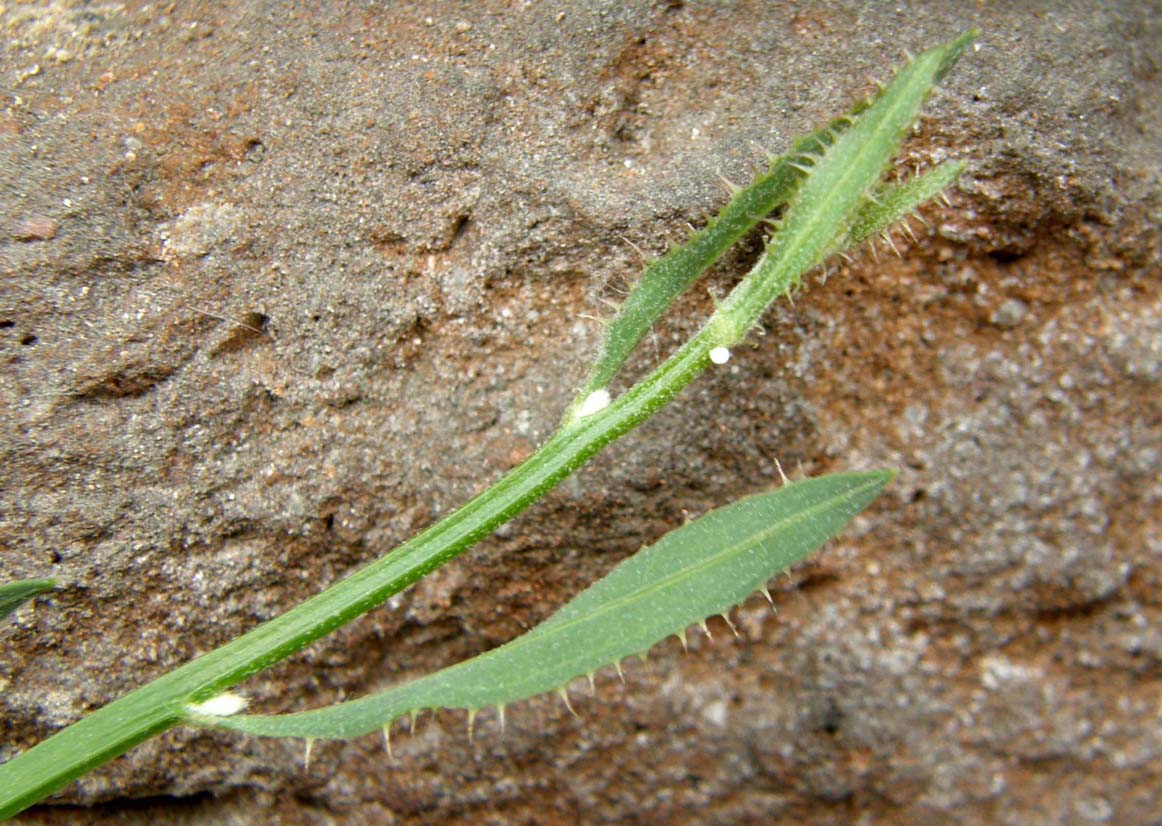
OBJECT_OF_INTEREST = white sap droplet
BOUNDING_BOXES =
[186,692,249,717]
[576,389,611,417]
[709,347,731,365]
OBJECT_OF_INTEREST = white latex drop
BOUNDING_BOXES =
[576,389,611,417]
[186,692,249,717]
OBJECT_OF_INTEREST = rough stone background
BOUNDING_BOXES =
[2,1,1158,824]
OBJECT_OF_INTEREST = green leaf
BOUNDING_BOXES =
[826,160,965,260]
[191,470,894,740]
[579,31,978,404]
[711,30,976,345]
[0,579,55,620]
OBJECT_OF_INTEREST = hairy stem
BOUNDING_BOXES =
[0,308,717,818]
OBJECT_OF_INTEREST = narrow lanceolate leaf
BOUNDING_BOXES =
[191,470,893,740]
[1,579,55,620]
[825,160,965,260]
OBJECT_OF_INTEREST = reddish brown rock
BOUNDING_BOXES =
[13,216,57,242]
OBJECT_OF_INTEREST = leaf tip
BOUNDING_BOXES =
[0,578,57,620]
[933,29,980,82]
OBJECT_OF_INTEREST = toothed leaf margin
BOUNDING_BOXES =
[192,470,893,741]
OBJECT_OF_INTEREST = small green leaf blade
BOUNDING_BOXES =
[194,470,893,740]
[828,160,965,259]
[1,579,55,620]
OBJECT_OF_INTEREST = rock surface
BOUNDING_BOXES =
[2,2,1158,824]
